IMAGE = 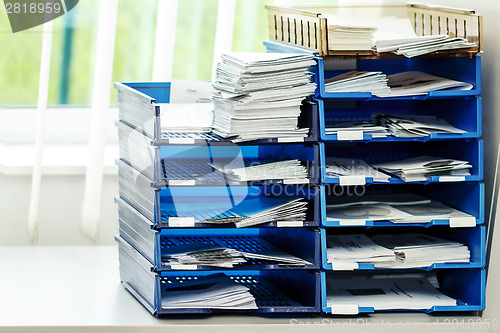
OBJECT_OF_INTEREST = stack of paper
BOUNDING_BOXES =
[372,156,472,182]
[326,234,396,267]
[241,238,312,266]
[372,233,470,268]
[390,202,476,224]
[161,273,257,310]
[379,71,473,98]
[212,52,316,142]
[326,191,431,209]
[209,159,308,183]
[161,243,246,268]
[323,14,378,50]
[324,121,388,138]
[326,203,412,223]
[232,198,308,228]
[375,113,466,137]
[375,35,476,58]
[326,273,457,311]
[325,157,391,182]
[324,71,390,95]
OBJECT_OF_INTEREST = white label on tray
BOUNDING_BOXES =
[339,176,366,186]
[330,262,359,271]
[337,130,363,141]
[330,304,359,315]
[339,219,367,226]
[170,264,198,270]
[168,138,196,145]
[449,217,476,228]
[283,179,309,185]
[168,217,195,227]
[278,137,304,143]
[439,176,466,182]
[168,180,196,186]
[277,221,304,227]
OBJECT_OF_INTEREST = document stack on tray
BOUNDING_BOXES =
[371,233,471,268]
[372,156,472,182]
[161,273,258,310]
[208,159,308,183]
[212,52,316,142]
[161,241,311,268]
[325,157,391,182]
[374,113,466,137]
[326,273,457,311]
[324,71,390,95]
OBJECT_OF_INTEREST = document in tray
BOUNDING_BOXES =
[208,159,308,182]
[159,103,213,132]
[326,274,457,311]
[326,191,431,209]
[220,52,316,74]
[326,234,395,266]
[161,273,257,309]
[324,71,390,96]
[325,157,391,182]
[326,203,413,223]
[372,156,472,182]
[161,243,246,268]
[375,113,466,137]
[379,71,473,97]
[389,202,475,224]
[371,233,470,268]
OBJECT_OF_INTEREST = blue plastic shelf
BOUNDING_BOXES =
[321,182,484,227]
[117,158,322,229]
[321,269,485,314]
[155,143,320,187]
[116,227,320,272]
[321,226,485,270]
[115,82,318,145]
[313,97,482,142]
[320,140,483,185]
[117,235,321,316]
[315,55,481,100]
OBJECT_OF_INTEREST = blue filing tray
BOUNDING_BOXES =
[321,269,485,314]
[321,182,484,227]
[115,226,320,271]
[321,225,485,270]
[314,97,482,142]
[117,234,321,315]
[156,142,320,187]
[117,159,322,228]
[115,82,318,145]
[320,139,483,185]
[315,55,481,99]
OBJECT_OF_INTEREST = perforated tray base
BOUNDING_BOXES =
[156,132,314,146]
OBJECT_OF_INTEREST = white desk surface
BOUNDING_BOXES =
[0,245,487,333]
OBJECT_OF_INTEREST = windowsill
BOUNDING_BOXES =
[1,144,118,176]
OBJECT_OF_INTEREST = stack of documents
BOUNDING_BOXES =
[390,202,476,224]
[232,198,308,228]
[371,233,470,268]
[326,200,474,225]
[325,157,391,182]
[212,52,316,142]
[323,14,378,50]
[372,156,472,182]
[324,121,388,138]
[375,113,466,137]
[324,71,390,95]
[162,243,246,268]
[379,71,474,97]
[375,35,476,57]
[326,234,396,267]
[325,71,472,97]
[162,241,311,268]
[161,273,258,310]
[326,273,457,311]
[209,159,308,183]
[326,191,431,209]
